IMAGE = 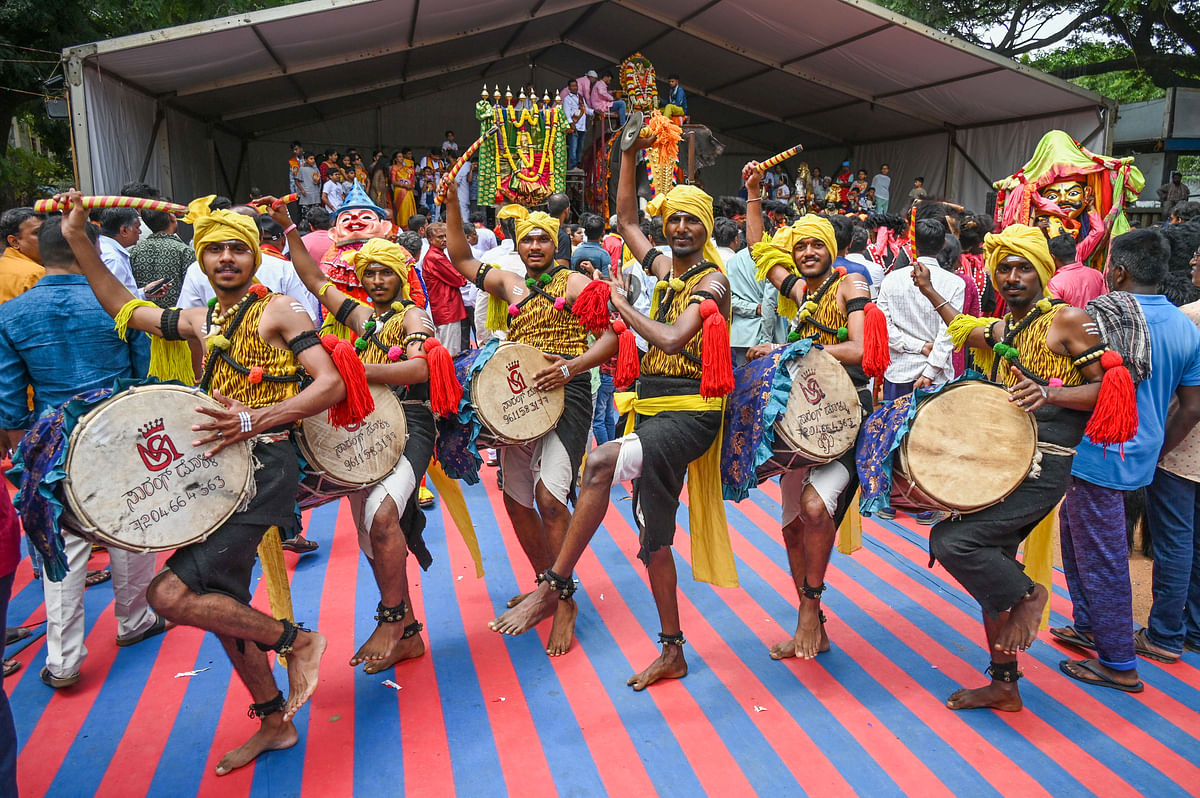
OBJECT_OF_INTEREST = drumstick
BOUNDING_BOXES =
[255,194,299,214]
[33,195,189,216]
[756,144,804,174]
[436,126,499,205]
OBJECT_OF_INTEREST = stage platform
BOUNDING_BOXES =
[5,471,1198,797]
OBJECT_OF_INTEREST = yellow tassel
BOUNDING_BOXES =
[1020,506,1058,629]
[946,314,998,351]
[837,489,863,555]
[114,299,156,341]
[206,333,230,351]
[778,294,798,320]
[649,280,670,318]
[669,277,686,292]
[426,462,484,578]
[319,314,356,342]
[486,295,510,332]
[1036,298,1054,314]
[149,338,195,383]
[255,525,295,667]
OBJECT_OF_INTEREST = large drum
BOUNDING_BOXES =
[296,383,407,510]
[723,345,862,486]
[61,384,254,552]
[464,341,565,447]
[891,380,1038,513]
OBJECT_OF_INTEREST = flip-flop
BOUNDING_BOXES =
[1133,628,1180,664]
[1049,625,1096,651]
[1059,658,1144,693]
[3,658,20,678]
[5,627,31,646]
[115,615,170,647]
[85,569,112,587]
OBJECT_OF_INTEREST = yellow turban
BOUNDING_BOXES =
[497,204,527,221]
[513,210,561,246]
[749,215,839,320]
[645,184,723,268]
[984,224,1054,296]
[186,195,262,271]
[345,238,413,300]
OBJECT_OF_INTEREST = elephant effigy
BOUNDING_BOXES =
[993,130,1144,267]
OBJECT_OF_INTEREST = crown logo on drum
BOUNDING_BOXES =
[139,418,166,439]
[506,361,520,371]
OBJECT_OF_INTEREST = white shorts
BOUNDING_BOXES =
[348,455,417,559]
[609,433,644,483]
[435,322,462,355]
[499,431,573,509]
[779,459,851,526]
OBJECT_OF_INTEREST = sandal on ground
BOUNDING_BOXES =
[40,666,80,689]
[3,659,20,678]
[1049,625,1096,652]
[1133,628,1180,664]
[1058,658,1144,693]
[116,615,170,647]
[6,627,31,646]
[281,536,319,554]
[85,569,111,587]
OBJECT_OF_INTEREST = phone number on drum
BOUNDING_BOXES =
[127,476,227,533]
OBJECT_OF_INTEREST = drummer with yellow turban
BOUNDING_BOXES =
[907,221,1136,715]
[441,179,619,658]
[261,200,480,677]
[741,162,882,664]
[486,134,737,693]
[53,188,362,775]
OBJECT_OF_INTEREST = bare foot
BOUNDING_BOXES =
[627,644,687,691]
[507,590,533,609]
[214,716,298,775]
[945,681,1023,712]
[546,597,577,656]
[994,585,1048,655]
[770,602,828,660]
[283,630,327,721]
[350,622,426,673]
[489,582,558,636]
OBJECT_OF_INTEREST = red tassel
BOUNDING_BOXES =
[571,280,611,335]
[861,301,890,379]
[321,334,375,428]
[423,337,463,416]
[613,318,640,389]
[1085,350,1139,445]
[698,299,734,398]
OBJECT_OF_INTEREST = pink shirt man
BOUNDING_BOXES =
[1048,261,1107,308]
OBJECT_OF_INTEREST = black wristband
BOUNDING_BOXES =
[474,264,493,290]
[335,298,359,325]
[160,308,184,340]
[780,274,800,301]
[641,248,662,274]
[845,296,869,315]
[287,329,321,357]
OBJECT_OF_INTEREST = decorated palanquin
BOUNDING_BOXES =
[619,52,683,196]
[621,52,659,113]
[993,130,1144,267]
[475,85,570,206]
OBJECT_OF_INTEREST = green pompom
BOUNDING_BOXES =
[207,297,218,308]
[836,326,849,342]
[354,338,368,352]
[538,273,552,285]
[525,277,536,288]
[787,331,802,343]
[364,319,376,333]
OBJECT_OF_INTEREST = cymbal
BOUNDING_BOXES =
[619,111,645,152]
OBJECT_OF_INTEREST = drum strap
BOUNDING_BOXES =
[1028,442,1077,480]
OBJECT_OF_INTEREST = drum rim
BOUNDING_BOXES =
[62,383,254,552]
[470,340,565,445]
[296,382,407,487]
[898,380,1038,512]
[772,346,862,462]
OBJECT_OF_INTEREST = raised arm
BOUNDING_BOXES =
[443,180,518,300]
[607,269,729,355]
[741,161,765,247]
[616,130,659,269]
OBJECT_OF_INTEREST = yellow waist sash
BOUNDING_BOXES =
[614,391,736,588]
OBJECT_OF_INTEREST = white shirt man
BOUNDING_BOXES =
[175,255,320,325]
[876,255,963,394]
[98,235,148,300]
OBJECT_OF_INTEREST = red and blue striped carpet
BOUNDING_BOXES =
[4,471,1198,797]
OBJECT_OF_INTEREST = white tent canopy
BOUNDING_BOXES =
[63,0,1113,212]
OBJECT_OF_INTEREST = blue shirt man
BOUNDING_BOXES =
[571,240,613,277]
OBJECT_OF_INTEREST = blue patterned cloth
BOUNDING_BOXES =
[720,340,813,501]
[856,370,988,514]
[435,338,500,483]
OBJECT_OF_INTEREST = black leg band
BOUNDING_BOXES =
[987,661,1022,683]
[402,620,424,639]
[801,581,826,601]
[256,618,303,654]
[658,631,686,647]
[248,690,285,719]
[375,600,409,624]
[538,568,576,600]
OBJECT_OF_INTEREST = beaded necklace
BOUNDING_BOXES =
[199,286,302,392]
[355,300,416,362]
[506,266,573,318]
[988,298,1065,385]
[788,267,849,343]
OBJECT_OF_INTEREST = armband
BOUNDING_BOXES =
[335,298,359,325]
[983,324,997,348]
[640,248,663,274]
[161,308,184,341]
[317,281,335,297]
[287,329,321,357]
[1071,343,1108,369]
[401,332,431,348]
[474,264,493,290]
[688,290,717,306]
[845,296,869,315]
[780,274,801,300]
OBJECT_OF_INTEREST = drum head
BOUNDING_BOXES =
[62,384,253,552]
[298,383,407,487]
[901,381,1038,512]
[774,347,862,463]
[471,341,565,444]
